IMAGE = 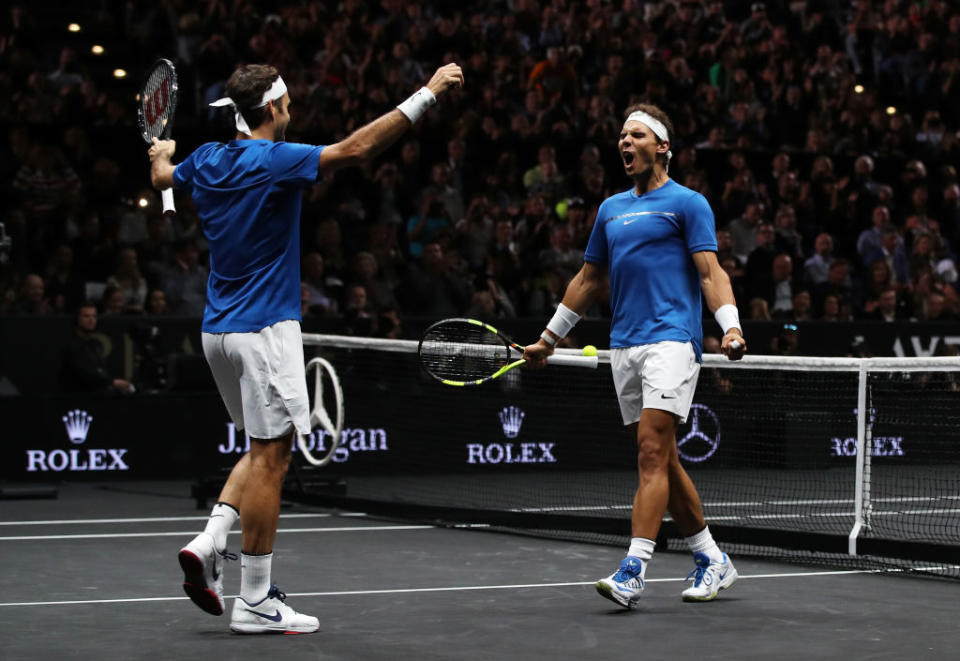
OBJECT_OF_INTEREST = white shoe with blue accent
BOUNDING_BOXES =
[681,552,738,602]
[230,586,319,634]
[595,556,645,609]
[178,532,237,616]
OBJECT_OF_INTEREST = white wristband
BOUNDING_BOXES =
[546,303,581,339]
[396,86,436,123]
[714,304,742,334]
[540,330,557,346]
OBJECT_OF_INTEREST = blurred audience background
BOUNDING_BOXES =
[3,0,960,336]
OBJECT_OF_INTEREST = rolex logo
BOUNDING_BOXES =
[498,406,525,439]
[62,409,93,444]
[26,409,127,473]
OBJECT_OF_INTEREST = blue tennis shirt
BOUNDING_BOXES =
[174,140,324,333]
[584,179,717,359]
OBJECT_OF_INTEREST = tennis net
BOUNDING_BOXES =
[290,333,960,578]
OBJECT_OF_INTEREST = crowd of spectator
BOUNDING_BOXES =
[3,0,960,340]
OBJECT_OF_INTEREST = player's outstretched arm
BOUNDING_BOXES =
[523,261,605,367]
[693,250,747,360]
[318,63,464,175]
[148,137,176,189]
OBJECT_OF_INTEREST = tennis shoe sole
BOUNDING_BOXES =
[229,623,318,635]
[595,579,642,609]
[178,549,224,616]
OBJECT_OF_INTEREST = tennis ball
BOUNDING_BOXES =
[582,345,598,357]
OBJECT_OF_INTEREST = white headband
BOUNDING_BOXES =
[624,111,672,170]
[210,76,287,135]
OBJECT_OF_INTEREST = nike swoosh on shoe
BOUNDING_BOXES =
[246,609,283,622]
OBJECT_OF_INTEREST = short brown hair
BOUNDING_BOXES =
[224,64,281,132]
[624,103,674,166]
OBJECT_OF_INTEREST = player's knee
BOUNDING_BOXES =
[248,434,294,474]
[636,431,671,474]
[268,447,292,474]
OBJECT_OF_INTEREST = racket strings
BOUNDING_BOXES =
[141,65,175,140]
[420,323,512,381]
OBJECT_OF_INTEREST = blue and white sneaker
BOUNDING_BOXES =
[178,532,237,616]
[595,556,645,609]
[230,586,319,634]
[681,552,738,602]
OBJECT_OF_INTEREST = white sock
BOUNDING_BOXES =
[685,526,725,563]
[240,552,272,604]
[203,502,239,551]
[627,537,655,579]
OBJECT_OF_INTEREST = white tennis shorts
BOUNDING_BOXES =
[610,341,700,425]
[202,319,311,440]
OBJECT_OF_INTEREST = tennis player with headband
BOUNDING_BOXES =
[149,61,463,634]
[523,103,747,609]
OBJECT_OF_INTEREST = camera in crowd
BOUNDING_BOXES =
[775,323,799,355]
[128,322,167,392]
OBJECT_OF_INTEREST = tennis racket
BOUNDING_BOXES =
[418,318,599,387]
[137,58,178,215]
[298,356,344,466]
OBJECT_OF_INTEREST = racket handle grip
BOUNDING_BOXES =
[545,354,599,369]
[729,340,742,350]
[161,188,175,215]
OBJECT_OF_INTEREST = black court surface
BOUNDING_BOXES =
[1,481,958,661]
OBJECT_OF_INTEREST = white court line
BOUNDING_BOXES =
[872,496,960,503]
[0,513,364,527]
[4,567,953,609]
[766,499,853,506]
[872,507,960,516]
[708,508,960,522]
[510,506,626,513]
[0,525,434,541]
[765,496,960,506]
[514,495,960,515]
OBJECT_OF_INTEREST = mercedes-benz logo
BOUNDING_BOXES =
[677,403,720,463]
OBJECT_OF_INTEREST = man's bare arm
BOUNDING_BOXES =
[693,250,736,312]
[693,250,747,358]
[318,63,464,175]
[522,261,606,365]
[546,261,606,340]
[317,110,412,174]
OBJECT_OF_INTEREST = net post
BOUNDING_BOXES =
[863,380,873,534]
[849,361,868,556]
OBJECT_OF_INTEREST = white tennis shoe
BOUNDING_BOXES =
[178,532,236,616]
[681,552,738,602]
[230,586,319,634]
[595,556,645,609]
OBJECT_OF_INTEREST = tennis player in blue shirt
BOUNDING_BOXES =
[524,103,748,609]
[149,62,463,633]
